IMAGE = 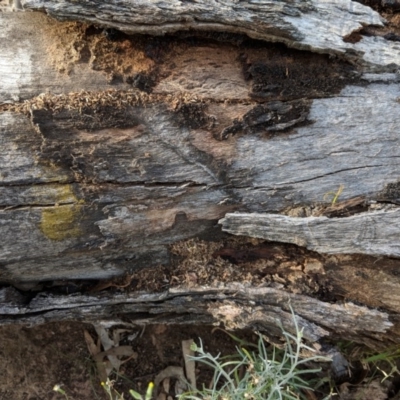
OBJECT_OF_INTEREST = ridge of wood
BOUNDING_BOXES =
[220,208,400,258]
[19,0,400,72]
[0,285,393,347]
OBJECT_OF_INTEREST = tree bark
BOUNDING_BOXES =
[1,0,400,348]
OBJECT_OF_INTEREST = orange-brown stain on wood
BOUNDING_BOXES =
[39,16,154,79]
[154,44,249,100]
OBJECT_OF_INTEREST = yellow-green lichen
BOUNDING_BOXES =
[40,185,84,241]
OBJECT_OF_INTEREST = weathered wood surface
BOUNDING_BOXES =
[19,0,400,72]
[3,77,400,282]
[220,209,400,257]
[1,2,400,344]
[0,11,132,102]
[0,285,394,347]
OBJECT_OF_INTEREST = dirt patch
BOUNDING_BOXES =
[0,322,99,400]
[0,320,399,400]
[119,324,256,397]
[0,320,259,400]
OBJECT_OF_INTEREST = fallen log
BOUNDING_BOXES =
[0,284,394,348]
[1,0,400,347]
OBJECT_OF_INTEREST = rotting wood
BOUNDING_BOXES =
[19,0,400,72]
[1,1,400,345]
[0,285,393,348]
[2,80,400,283]
[0,9,363,103]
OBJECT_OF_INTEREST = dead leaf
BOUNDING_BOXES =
[94,346,138,361]
[182,339,196,389]
[154,366,187,390]
[87,325,138,383]
[94,325,121,372]
[162,378,170,394]
[339,380,387,400]
[83,330,100,357]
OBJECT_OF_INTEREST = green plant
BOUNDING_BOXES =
[348,344,400,384]
[129,382,154,400]
[53,384,70,400]
[179,313,331,400]
[323,184,344,205]
[101,378,154,400]
[362,347,400,381]
[101,379,122,400]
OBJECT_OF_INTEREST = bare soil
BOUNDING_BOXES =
[0,320,399,400]
[0,321,257,400]
[0,322,95,400]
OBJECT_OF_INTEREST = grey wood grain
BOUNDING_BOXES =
[0,285,392,346]
[19,0,400,72]
[0,108,232,282]
[230,83,400,212]
[220,209,400,257]
[0,12,130,102]
[2,2,400,340]
[3,82,400,280]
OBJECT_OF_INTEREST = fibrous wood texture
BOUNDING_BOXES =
[0,285,393,346]
[220,209,400,257]
[1,0,400,345]
[19,0,399,71]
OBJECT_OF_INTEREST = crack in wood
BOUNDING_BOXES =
[0,285,393,345]
[0,203,77,211]
[282,164,388,186]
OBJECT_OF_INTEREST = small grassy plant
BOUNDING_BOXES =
[179,313,331,400]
